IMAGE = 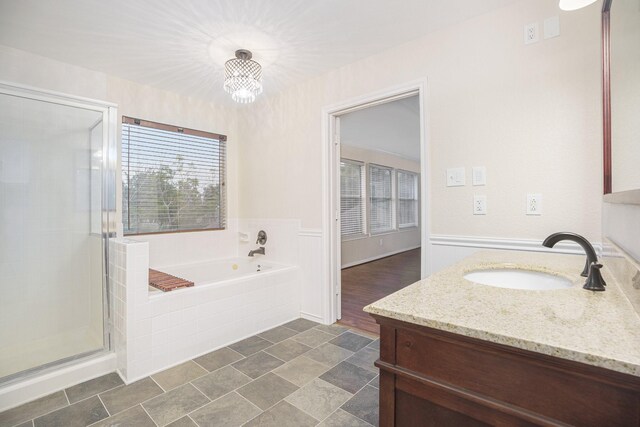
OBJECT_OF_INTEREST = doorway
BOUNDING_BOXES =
[322,83,428,334]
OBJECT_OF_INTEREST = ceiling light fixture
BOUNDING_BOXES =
[223,49,263,104]
[558,0,598,10]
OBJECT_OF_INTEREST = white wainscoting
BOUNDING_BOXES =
[429,234,602,274]
[342,245,421,269]
[298,229,325,323]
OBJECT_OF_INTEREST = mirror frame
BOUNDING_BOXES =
[602,0,612,195]
[602,0,640,203]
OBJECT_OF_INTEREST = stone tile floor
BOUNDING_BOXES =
[0,319,380,427]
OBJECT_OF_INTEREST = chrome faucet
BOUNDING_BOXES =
[248,247,265,257]
[542,232,606,291]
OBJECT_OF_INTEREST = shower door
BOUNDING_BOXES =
[0,83,116,383]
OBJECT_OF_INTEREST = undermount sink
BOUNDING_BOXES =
[464,269,573,290]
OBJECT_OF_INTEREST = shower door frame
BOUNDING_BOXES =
[0,81,118,384]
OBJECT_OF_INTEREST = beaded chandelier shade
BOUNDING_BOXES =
[223,49,263,104]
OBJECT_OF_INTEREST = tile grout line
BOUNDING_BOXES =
[137,404,159,427]
[337,380,379,426]
[14,389,73,427]
[282,377,354,425]
[96,394,110,417]
[310,328,379,426]
[162,384,212,426]
[241,327,368,427]
[148,374,167,393]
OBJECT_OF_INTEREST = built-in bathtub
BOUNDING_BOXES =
[110,239,302,383]
[153,257,286,291]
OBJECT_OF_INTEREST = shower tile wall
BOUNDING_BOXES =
[108,238,301,383]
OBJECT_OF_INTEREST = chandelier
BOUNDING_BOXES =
[223,49,263,104]
[558,0,597,10]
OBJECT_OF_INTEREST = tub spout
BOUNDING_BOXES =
[249,247,265,257]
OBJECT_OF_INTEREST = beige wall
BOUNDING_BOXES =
[0,44,240,267]
[238,0,603,243]
[340,145,421,267]
[0,0,606,262]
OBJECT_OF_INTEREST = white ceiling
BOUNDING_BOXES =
[341,95,420,161]
[0,0,517,105]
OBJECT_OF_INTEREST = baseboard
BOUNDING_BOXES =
[429,235,602,255]
[341,246,421,269]
[300,311,326,324]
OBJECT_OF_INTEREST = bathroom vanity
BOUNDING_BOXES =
[364,251,640,426]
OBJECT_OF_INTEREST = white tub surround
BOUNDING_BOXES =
[109,238,300,383]
[365,250,640,376]
[156,258,289,288]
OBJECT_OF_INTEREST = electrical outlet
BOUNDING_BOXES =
[524,22,539,45]
[473,195,487,215]
[526,194,542,215]
[379,238,383,246]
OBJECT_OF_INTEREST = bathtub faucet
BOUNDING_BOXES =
[248,247,265,257]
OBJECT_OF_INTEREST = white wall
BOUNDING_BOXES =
[238,0,603,248]
[340,145,421,267]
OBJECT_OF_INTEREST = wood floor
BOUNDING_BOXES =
[338,248,421,335]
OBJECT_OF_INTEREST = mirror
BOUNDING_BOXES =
[603,0,640,200]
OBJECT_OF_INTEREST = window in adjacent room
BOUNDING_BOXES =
[369,164,394,234]
[397,170,419,228]
[121,117,227,235]
[340,159,366,238]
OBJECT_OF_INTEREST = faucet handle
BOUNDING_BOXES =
[256,230,267,245]
[583,263,606,292]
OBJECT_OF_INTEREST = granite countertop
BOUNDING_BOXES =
[364,250,640,376]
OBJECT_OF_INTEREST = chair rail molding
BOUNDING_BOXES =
[430,234,603,255]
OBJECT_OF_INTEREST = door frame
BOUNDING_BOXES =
[320,79,430,324]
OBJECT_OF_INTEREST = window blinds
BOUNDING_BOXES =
[397,170,419,228]
[369,164,394,234]
[340,160,366,237]
[122,117,226,235]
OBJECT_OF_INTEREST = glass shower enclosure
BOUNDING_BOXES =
[0,82,116,384]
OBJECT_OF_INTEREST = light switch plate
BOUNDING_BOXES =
[446,167,466,187]
[472,166,486,186]
[473,195,487,215]
[544,16,560,39]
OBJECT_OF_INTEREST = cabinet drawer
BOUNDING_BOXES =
[395,328,639,427]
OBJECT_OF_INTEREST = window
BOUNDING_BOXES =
[397,170,419,228]
[340,159,366,238]
[369,164,394,234]
[122,117,226,235]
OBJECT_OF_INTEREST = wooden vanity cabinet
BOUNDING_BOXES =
[372,315,640,426]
